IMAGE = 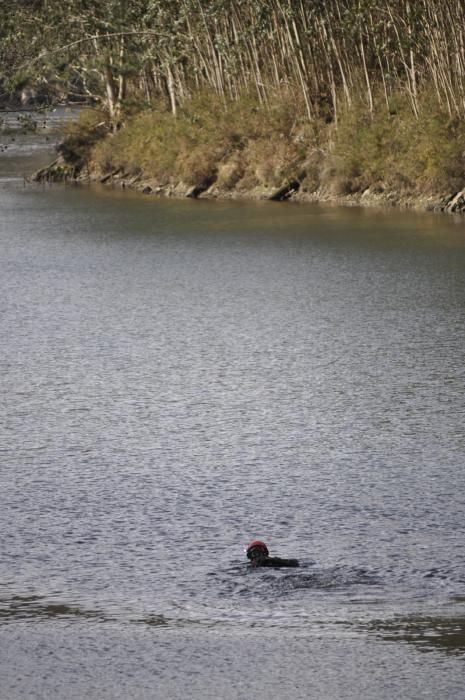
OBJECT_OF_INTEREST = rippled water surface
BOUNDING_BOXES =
[0,106,77,179]
[1,133,465,698]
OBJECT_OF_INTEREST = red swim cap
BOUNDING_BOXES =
[246,540,269,558]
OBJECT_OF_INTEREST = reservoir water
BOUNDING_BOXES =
[1,117,465,698]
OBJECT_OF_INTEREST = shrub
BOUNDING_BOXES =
[330,93,465,194]
[60,109,108,164]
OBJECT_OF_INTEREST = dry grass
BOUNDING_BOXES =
[69,87,465,198]
[90,90,322,189]
[329,92,465,194]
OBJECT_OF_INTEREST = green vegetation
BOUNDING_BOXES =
[81,92,465,198]
[90,91,318,190]
[59,109,108,163]
[331,96,465,195]
[2,1,465,200]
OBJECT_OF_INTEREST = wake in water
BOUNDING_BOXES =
[208,562,384,609]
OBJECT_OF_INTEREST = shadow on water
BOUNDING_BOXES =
[365,615,465,656]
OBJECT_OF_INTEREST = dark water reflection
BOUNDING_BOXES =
[1,166,465,697]
[367,615,465,655]
[0,594,108,623]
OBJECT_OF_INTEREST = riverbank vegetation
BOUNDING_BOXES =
[4,1,465,205]
[84,91,465,200]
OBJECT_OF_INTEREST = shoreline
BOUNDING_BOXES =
[31,155,465,215]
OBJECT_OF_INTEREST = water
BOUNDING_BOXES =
[0,106,77,180]
[1,123,465,699]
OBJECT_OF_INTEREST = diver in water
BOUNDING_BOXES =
[245,540,299,568]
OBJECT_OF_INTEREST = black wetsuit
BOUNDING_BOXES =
[252,556,299,568]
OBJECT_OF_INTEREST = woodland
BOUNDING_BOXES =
[2,1,465,203]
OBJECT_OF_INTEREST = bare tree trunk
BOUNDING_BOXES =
[166,62,177,116]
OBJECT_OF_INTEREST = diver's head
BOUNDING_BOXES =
[246,540,269,562]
